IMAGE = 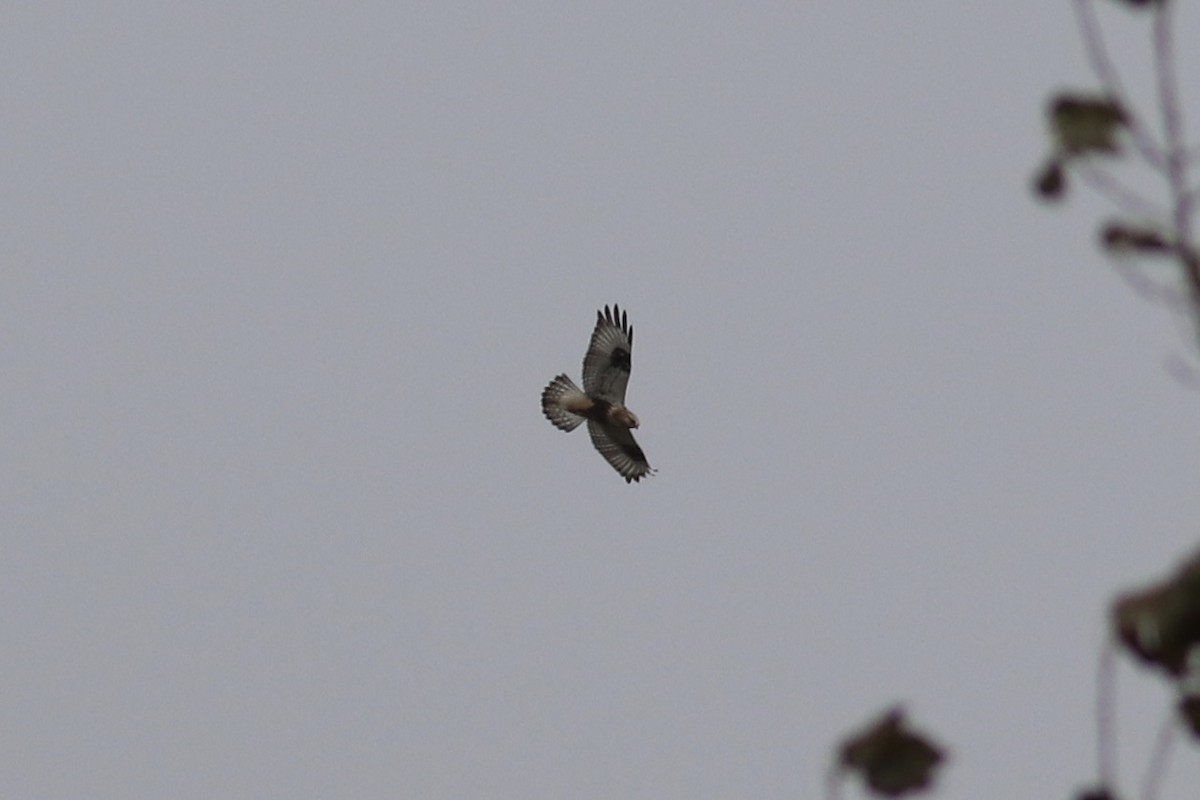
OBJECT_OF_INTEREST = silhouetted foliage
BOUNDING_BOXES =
[831,3,1195,796]
[1110,547,1200,755]
[1036,159,1068,199]
[1052,94,1129,155]
[1034,94,1128,203]
[1076,788,1122,800]
[1032,0,1198,353]
[834,708,944,798]
[1178,694,1200,739]
[1113,549,1200,677]
[1100,222,1173,255]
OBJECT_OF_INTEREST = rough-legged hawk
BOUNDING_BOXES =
[541,304,654,483]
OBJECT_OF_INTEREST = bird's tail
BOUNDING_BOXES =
[541,374,587,432]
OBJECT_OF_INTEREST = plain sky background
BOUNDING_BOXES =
[4,3,1200,798]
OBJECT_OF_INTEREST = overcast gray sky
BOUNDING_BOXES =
[4,3,1200,798]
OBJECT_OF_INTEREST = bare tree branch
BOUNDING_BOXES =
[1139,710,1176,800]
[1072,0,1165,169]
[1111,255,1190,311]
[1075,162,1167,218]
[1148,2,1200,347]
[1096,642,1118,792]
[1153,1,1189,230]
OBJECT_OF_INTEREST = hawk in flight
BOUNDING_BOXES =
[541,304,655,483]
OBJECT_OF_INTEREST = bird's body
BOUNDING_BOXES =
[541,305,654,483]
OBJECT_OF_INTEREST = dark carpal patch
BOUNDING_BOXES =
[619,439,646,462]
[583,398,614,423]
[609,347,631,371]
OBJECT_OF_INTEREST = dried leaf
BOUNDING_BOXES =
[1178,648,1200,738]
[839,707,945,797]
[1179,695,1200,738]
[1100,222,1172,254]
[1049,94,1128,155]
[1075,789,1120,800]
[1112,548,1200,676]
[1034,159,1066,200]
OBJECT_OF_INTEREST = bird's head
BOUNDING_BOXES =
[612,406,640,429]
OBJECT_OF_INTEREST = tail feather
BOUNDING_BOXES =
[542,374,586,432]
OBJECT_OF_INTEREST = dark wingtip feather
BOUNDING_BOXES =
[598,304,633,347]
[600,304,631,337]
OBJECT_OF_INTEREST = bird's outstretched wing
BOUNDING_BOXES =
[587,420,654,483]
[541,374,587,432]
[582,304,633,402]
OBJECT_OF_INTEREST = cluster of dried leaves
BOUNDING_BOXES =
[1034,93,1130,199]
[1032,0,1199,339]
[830,545,1200,800]
[1034,91,1197,272]
[827,2,1195,798]
[833,708,944,798]
[1113,548,1200,737]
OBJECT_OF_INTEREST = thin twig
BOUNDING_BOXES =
[1163,350,1200,391]
[1111,256,1190,311]
[1185,184,1200,209]
[1074,163,1168,218]
[824,765,842,800]
[1072,0,1165,170]
[1139,710,1175,800]
[1096,642,1118,791]
[1153,2,1190,240]
[1150,1,1200,339]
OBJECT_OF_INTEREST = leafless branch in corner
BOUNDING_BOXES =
[1072,0,1165,169]
[1070,0,1199,344]
[1139,709,1176,800]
